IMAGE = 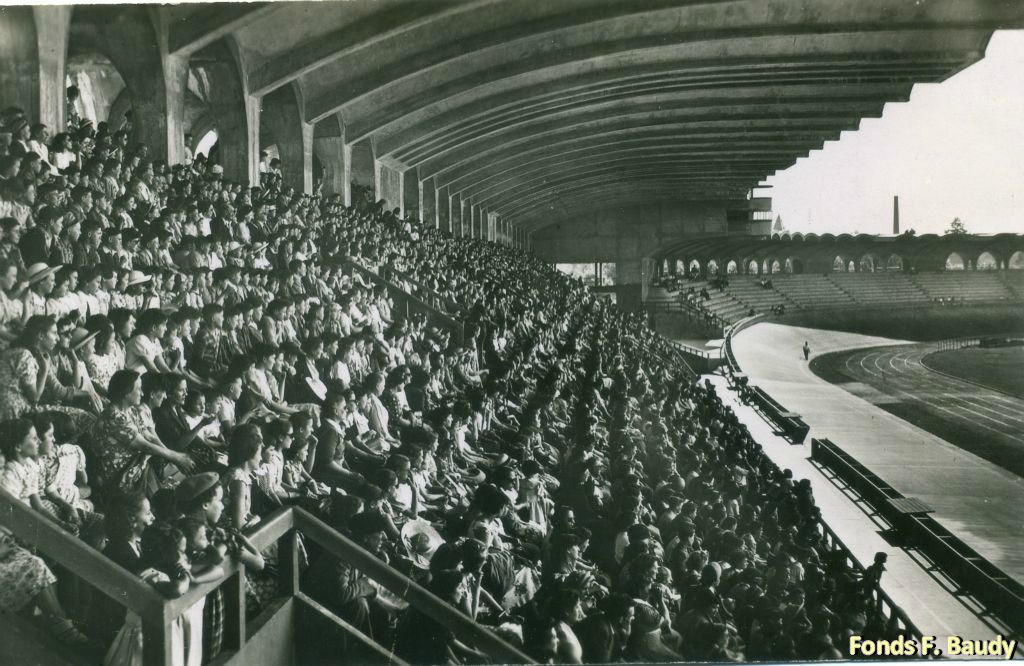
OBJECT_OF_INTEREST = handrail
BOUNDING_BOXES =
[160,507,294,622]
[812,438,1024,633]
[0,486,166,619]
[294,509,534,665]
[813,514,924,640]
[0,491,533,665]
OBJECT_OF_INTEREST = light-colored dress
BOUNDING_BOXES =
[40,443,94,512]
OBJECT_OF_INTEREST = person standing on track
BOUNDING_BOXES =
[802,341,810,361]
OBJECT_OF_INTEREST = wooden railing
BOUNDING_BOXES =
[0,489,533,666]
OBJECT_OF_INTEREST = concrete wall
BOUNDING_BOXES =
[532,200,729,310]
[532,201,728,265]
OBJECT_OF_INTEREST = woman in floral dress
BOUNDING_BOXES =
[0,315,97,429]
[83,370,194,500]
[0,422,92,649]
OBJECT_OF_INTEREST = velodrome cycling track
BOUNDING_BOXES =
[731,323,1024,587]
[824,344,1024,477]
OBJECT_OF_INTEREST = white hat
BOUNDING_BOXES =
[401,518,444,569]
[25,262,58,286]
[125,270,152,287]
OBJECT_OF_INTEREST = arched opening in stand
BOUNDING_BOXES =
[195,129,218,159]
[885,254,904,272]
[976,251,998,271]
[726,260,738,275]
[945,252,965,271]
[833,256,846,272]
[1009,251,1024,270]
[859,254,880,273]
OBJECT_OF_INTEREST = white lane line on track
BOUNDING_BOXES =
[893,351,1024,428]
[850,347,1024,444]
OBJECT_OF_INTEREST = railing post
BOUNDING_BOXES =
[223,569,247,652]
[142,616,174,666]
[279,529,301,597]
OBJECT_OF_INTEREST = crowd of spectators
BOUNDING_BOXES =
[0,100,907,665]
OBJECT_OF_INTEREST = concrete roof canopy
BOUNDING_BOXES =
[168,0,1024,231]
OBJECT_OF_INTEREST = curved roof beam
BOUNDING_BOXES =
[464,151,797,205]
[441,134,830,194]
[378,59,954,159]
[494,168,759,219]
[416,99,886,179]
[400,81,907,170]
[494,183,740,229]
[429,117,853,187]
[165,3,279,57]
[302,0,1005,124]
[245,1,492,97]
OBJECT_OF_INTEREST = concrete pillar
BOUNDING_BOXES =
[342,143,353,206]
[261,85,311,193]
[0,7,70,133]
[314,134,345,196]
[420,178,438,228]
[375,162,402,213]
[244,94,261,186]
[312,115,346,197]
[458,196,467,237]
[438,187,450,233]
[349,140,374,200]
[34,7,71,132]
[403,170,419,221]
[0,8,42,124]
[449,193,460,236]
[92,6,188,163]
[199,45,250,185]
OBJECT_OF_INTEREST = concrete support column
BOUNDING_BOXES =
[438,187,451,233]
[348,140,373,202]
[459,197,468,237]
[314,135,346,197]
[449,193,460,236]
[0,8,40,123]
[198,46,250,185]
[34,7,71,132]
[420,178,437,228]
[244,94,261,186]
[95,6,188,164]
[342,143,353,206]
[403,171,419,221]
[375,162,402,213]
[261,84,311,192]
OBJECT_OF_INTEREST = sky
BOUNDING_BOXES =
[760,30,1024,237]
